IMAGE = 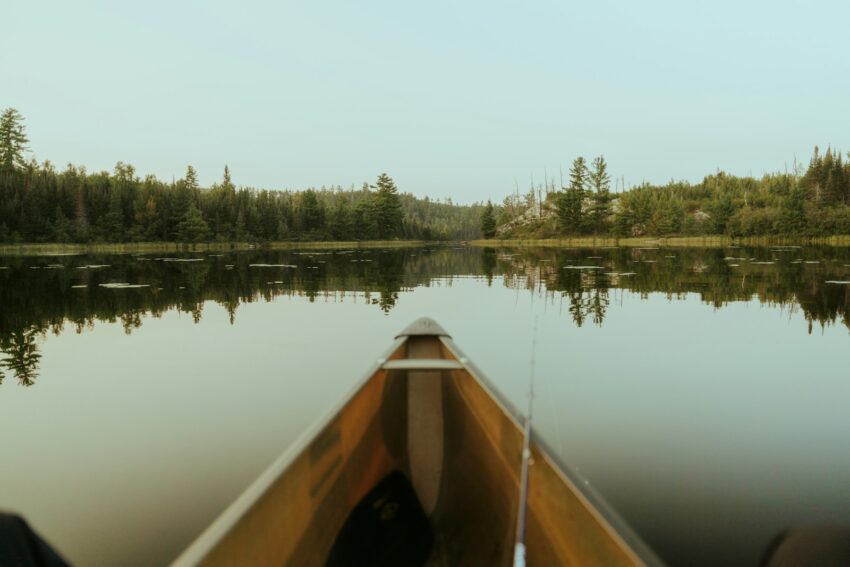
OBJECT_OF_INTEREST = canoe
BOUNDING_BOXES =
[173,318,663,566]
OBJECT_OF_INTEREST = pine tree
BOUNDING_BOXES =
[557,157,589,233]
[235,207,248,240]
[222,165,233,190]
[480,200,497,238]
[823,153,847,205]
[298,189,324,234]
[211,165,237,239]
[176,203,210,242]
[801,146,824,203]
[352,197,376,240]
[168,166,197,238]
[0,108,29,170]
[103,186,125,241]
[779,184,806,234]
[53,204,72,242]
[588,155,612,234]
[328,196,353,240]
[184,165,199,192]
[372,173,402,239]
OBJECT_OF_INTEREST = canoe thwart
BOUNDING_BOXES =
[381,358,463,371]
[381,359,464,371]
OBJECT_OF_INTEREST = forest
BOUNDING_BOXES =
[484,149,850,239]
[0,108,484,243]
[4,107,848,244]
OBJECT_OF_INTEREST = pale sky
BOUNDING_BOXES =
[4,0,849,203]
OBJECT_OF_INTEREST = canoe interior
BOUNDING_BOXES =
[175,334,657,566]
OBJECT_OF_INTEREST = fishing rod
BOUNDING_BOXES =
[513,319,538,567]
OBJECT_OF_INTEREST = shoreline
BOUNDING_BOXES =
[0,240,431,256]
[470,235,850,248]
[4,235,850,255]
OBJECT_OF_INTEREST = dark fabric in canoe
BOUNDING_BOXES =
[326,471,432,567]
[0,512,70,567]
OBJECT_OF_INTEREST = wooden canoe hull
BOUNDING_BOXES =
[174,320,661,566]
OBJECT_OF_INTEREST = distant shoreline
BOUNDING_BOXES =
[0,240,432,256]
[4,235,850,256]
[471,235,850,248]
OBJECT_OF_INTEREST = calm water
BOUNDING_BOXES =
[1,245,849,566]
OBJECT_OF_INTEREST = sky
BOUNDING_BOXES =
[4,0,849,203]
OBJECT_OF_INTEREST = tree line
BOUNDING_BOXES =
[485,148,850,238]
[0,108,484,243]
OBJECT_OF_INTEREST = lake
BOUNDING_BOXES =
[1,245,849,566]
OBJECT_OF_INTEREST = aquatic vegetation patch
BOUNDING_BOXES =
[98,283,150,289]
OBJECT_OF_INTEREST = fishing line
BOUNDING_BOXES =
[513,316,538,567]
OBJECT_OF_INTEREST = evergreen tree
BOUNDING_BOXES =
[69,166,89,241]
[823,152,847,205]
[184,165,199,192]
[588,155,612,234]
[0,108,29,170]
[176,203,210,242]
[298,189,324,234]
[208,165,236,239]
[103,186,125,241]
[222,165,233,190]
[168,166,197,238]
[801,146,824,203]
[557,157,589,233]
[235,207,248,240]
[328,196,353,240]
[779,184,806,234]
[372,173,402,239]
[588,155,610,194]
[53,205,72,242]
[480,200,497,238]
[352,196,376,240]
[708,193,735,234]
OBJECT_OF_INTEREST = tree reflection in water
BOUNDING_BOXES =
[0,329,42,386]
[1,245,849,385]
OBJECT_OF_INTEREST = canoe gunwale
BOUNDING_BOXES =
[438,335,666,567]
[170,336,408,567]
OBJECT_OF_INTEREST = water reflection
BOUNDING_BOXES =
[0,329,41,386]
[1,245,849,385]
[499,246,850,332]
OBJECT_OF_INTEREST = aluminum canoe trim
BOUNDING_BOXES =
[438,334,667,567]
[170,336,408,567]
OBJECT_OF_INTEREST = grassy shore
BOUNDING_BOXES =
[471,235,850,248]
[0,240,430,256]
